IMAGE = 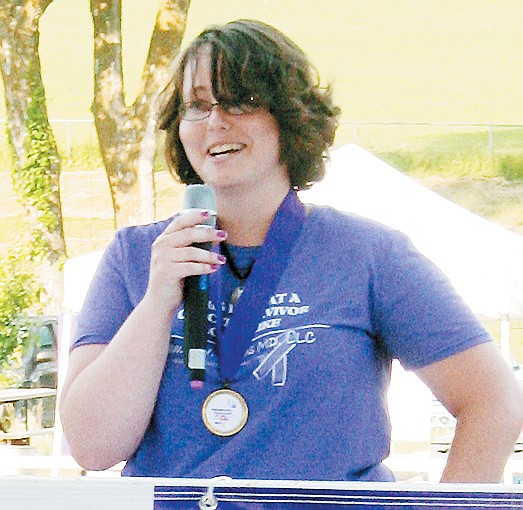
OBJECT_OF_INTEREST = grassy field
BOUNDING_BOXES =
[376,127,523,177]
[374,127,523,235]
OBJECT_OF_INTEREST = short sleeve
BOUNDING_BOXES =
[71,231,134,349]
[370,230,491,370]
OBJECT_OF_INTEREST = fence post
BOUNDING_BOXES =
[352,123,359,144]
[66,121,72,158]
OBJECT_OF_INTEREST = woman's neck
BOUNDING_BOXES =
[216,186,290,246]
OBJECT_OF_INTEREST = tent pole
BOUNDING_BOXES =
[499,313,511,362]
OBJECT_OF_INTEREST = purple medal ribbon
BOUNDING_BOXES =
[210,190,306,384]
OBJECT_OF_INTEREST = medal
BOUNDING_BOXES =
[202,388,249,436]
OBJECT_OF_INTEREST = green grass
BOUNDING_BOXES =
[2,129,522,256]
[418,177,523,233]
[59,144,104,172]
[368,128,523,234]
[375,127,523,177]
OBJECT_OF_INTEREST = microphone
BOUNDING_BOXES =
[182,184,217,389]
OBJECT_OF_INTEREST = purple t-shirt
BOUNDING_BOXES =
[72,205,490,481]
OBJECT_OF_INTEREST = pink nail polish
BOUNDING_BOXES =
[216,230,227,238]
[190,380,204,390]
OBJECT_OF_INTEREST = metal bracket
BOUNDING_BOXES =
[198,476,232,510]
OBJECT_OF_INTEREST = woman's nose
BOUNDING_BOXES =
[206,104,230,130]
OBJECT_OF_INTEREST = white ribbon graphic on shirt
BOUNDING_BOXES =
[252,329,298,385]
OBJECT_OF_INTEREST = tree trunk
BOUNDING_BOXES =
[91,0,191,228]
[0,0,67,311]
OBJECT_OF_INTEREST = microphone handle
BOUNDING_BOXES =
[183,240,211,384]
[182,184,217,388]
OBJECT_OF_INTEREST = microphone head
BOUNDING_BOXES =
[183,184,216,227]
[183,184,216,212]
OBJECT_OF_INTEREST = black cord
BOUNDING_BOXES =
[220,243,255,282]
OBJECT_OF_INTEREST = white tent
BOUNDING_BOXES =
[300,143,523,322]
[52,250,104,474]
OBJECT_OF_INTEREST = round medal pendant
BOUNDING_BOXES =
[202,388,248,437]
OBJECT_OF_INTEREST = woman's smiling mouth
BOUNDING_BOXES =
[208,143,245,157]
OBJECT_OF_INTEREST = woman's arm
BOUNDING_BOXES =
[59,295,173,470]
[60,210,226,471]
[415,342,523,483]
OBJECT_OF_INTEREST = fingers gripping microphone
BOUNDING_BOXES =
[182,184,217,389]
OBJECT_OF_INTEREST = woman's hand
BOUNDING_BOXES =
[145,209,227,314]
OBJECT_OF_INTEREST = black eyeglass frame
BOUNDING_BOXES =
[179,96,264,121]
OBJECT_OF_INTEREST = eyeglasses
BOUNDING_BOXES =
[179,96,263,122]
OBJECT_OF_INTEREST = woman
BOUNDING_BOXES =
[60,19,523,482]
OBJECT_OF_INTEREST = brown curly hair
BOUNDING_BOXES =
[159,19,340,190]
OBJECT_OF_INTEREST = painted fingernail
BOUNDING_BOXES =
[217,254,226,263]
[210,264,220,271]
[216,230,227,238]
[190,380,204,390]
[201,210,210,218]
